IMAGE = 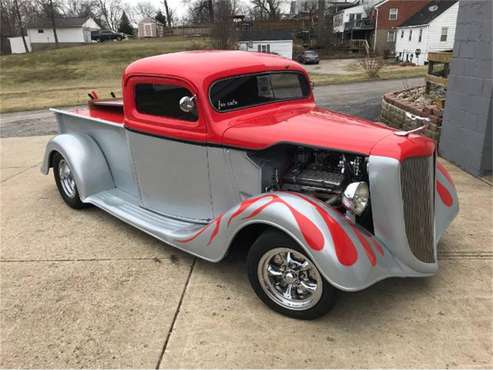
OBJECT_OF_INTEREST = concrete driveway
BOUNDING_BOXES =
[1,134,492,368]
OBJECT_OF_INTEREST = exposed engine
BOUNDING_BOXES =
[279,147,367,202]
[249,145,372,230]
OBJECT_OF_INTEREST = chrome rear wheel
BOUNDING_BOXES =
[53,152,87,209]
[58,159,76,198]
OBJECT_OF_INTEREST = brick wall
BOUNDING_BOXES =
[439,0,492,176]
[375,0,429,30]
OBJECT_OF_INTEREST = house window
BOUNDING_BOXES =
[135,84,197,122]
[387,31,396,42]
[389,8,398,21]
[258,45,261,52]
[401,30,404,38]
[258,44,270,53]
[349,13,355,22]
[418,28,423,42]
[38,29,44,33]
[356,13,362,20]
[440,27,448,42]
[409,29,412,41]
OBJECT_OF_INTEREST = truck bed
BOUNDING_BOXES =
[69,99,125,125]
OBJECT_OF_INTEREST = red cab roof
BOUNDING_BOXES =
[124,50,307,87]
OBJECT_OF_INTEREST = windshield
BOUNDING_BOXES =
[210,72,310,112]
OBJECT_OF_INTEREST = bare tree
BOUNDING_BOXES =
[163,0,172,27]
[64,0,97,17]
[210,0,236,49]
[134,1,157,19]
[48,0,59,46]
[12,0,29,52]
[250,0,281,20]
[95,0,122,30]
[187,0,212,24]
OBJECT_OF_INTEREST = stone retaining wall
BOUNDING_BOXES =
[380,88,442,142]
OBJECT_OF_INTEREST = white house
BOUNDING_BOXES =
[27,17,100,44]
[395,0,459,65]
[239,31,293,59]
[333,0,382,33]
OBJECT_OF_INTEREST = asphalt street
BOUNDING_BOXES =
[0,77,424,138]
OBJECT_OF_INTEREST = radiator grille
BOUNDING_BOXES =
[401,156,435,263]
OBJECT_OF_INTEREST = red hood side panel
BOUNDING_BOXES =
[222,106,394,156]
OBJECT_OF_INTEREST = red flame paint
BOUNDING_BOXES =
[228,195,271,225]
[289,193,359,266]
[350,225,376,266]
[242,195,325,251]
[177,223,210,244]
[208,213,223,245]
[437,162,453,185]
[370,238,384,257]
[437,180,453,207]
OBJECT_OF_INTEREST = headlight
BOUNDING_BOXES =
[342,181,369,216]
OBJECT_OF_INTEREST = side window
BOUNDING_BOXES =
[135,83,197,122]
[389,8,398,20]
[440,27,448,42]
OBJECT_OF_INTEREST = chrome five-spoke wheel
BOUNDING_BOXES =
[53,152,86,209]
[258,248,323,311]
[58,159,76,198]
[247,229,336,320]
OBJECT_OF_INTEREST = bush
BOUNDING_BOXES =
[360,56,384,79]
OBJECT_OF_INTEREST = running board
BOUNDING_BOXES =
[85,188,205,246]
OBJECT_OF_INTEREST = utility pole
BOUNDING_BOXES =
[49,0,59,46]
[163,0,172,27]
[13,0,29,53]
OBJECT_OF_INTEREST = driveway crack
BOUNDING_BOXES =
[156,257,196,369]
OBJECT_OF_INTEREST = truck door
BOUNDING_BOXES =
[124,76,212,222]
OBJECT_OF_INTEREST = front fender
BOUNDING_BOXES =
[172,192,410,292]
[41,133,114,200]
[435,162,459,240]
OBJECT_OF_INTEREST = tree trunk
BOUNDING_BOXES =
[208,0,214,24]
[163,0,172,27]
[13,0,29,53]
[49,0,59,46]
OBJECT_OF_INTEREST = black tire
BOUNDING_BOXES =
[116,36,123,41]
[52,152,87,209]
[247,229,336,320]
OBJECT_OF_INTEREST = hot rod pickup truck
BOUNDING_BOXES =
[42,51,458,319]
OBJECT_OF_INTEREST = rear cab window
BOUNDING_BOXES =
[135,83,197,122]
[210,72,310,112]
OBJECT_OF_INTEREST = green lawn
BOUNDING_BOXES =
[0,38,426,113]
[0,37,210,113]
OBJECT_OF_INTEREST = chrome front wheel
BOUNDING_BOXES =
[247,229,336,320]
[258,248,323,311]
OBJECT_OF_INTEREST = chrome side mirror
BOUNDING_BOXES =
[179,95,196,113]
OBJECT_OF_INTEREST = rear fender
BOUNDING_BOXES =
[172,192,408,291]
[41,133,114,200]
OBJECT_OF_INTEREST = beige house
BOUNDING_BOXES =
[138,17,165,38]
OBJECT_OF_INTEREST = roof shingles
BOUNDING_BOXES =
[399,0,458,27]
[28,17,90,29]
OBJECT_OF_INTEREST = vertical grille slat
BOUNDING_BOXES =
[401,156,435,263]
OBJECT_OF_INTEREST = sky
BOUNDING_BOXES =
[145,0,196,19]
